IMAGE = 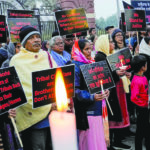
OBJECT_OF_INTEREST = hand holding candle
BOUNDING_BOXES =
[100,80,113,116]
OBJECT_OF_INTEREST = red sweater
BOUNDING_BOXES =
[131,75,148,107]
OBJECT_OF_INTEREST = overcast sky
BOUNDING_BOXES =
[94,0,131,19]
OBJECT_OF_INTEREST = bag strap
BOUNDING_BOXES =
[46,51,53,68]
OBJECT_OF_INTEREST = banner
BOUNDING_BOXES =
[55,8,89,36]
[32,65,75,108]
[123,1,134,9]
[7,9,34,18]
[125,9,146,31]
[80,60,115,94]
[131,0,150,23]
[107,48,132,71]
[0,67,27,115]
[7,9,39,43]
[0,15,7,43]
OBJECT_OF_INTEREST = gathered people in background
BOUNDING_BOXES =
[2,42,21,68]
[72,39,110,150]
[88,35,98,57]
[50,36,71,66]
[63,34,74,54]
[95,34,131,150]
[89,28,96,36]
[105,26,114,34]
[0,47,8,67]
[131,55,150,150]
[10,26,57,150]
[112,28,127,50]
[41,40,50,51]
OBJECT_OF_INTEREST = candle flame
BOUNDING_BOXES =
[55,68,68,112]
[121,59,123,64]
[100,80,103,85]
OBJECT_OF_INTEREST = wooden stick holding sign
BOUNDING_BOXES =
[100,80,113,116]
[129,32,130,46]
[137,32,139,45]
[10,117,23,148]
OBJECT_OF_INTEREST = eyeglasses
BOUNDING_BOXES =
[115,34,123,37]
[55,42,64,46]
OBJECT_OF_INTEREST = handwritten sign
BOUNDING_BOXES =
[0,67,27,115]
[32,65,75,108]
[55,8,89,36]
[125,9,146,31]
[107,48,132,71]
[7,9,34,18]
[80,60,115,94]
[0,15,6,43]
[7,18,39,43]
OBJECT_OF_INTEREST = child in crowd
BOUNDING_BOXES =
[131,55,150,150]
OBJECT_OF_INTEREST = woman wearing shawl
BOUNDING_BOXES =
[95,34,131,150]
[49,36,71,67]
[72,39,109,150]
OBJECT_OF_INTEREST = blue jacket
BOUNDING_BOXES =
[72,60,102,130]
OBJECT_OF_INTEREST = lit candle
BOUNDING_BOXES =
[121,59,124,67]
[49,68,78,150]
[100,80,113,115]
[100,80,104,93]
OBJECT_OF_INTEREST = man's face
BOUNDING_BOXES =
[25,34,41,52]
[52,38,64,54]
[91,29,96,35]
[64,38,74,48]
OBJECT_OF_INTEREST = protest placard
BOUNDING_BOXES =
[32,65,75,108]
[125,9,146,31]
[7,9,39,43]
[0,15,7,43]
[0,67,27,115]
[55,8,89,36]
[80,60,115,94]
[131,0,150,23]
[107,47,132,71]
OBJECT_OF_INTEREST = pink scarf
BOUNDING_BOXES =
[71,40,95,64]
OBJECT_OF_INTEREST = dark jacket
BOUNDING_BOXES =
[95,51,122,122]
[72,60,95,130]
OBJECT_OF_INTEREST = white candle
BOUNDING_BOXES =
[100,80,104,93]
[49,68,78,150]
[49,111,78,150]
[121,59,124,67]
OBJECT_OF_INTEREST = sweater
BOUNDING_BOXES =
[131,75,148,107]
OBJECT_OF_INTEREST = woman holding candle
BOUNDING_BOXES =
[72,39,110,150]
[95,34,131,150]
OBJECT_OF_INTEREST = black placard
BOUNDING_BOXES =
[125,9,146,31]
[80,60,115,94]
[0,15,6,43]
[55,8,89,36]
[123,1,134,9]
[7,9,34,18]
[7,18,39,43]
[0,67,27,115]
[32,65,75,109]
[107,48,132,71]
[120,12,126,33]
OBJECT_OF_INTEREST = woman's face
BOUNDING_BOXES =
[15,43,21,54]
[46,41,50,49]
[114,32,123,44]
[82,42,91,60]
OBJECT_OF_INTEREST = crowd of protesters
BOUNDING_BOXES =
[0,23,150,150]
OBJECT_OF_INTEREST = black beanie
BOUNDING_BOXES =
[19,26,40,47]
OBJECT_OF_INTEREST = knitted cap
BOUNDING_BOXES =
[111,28,122,39]
[19,26,40,47]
